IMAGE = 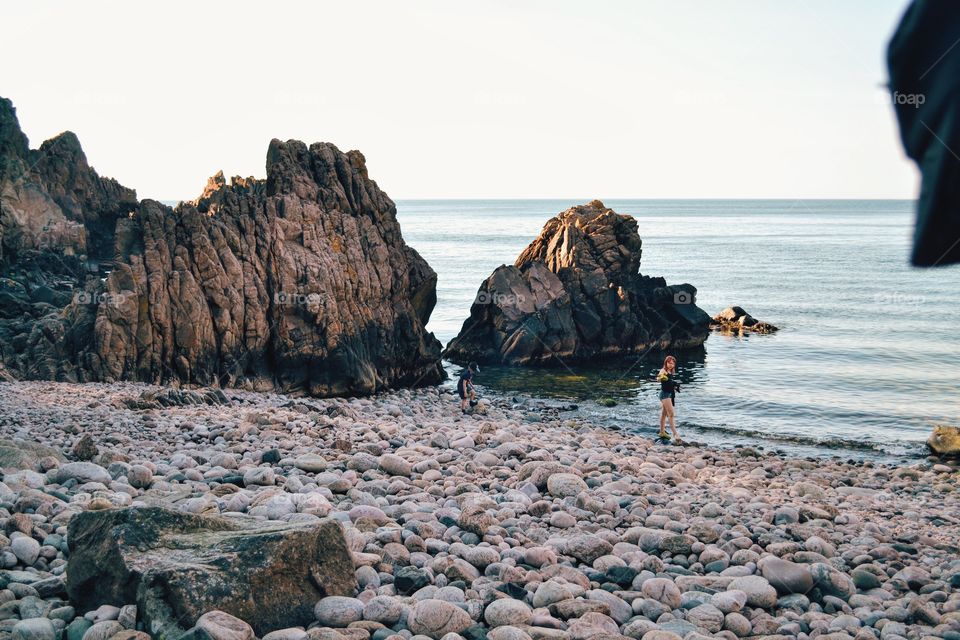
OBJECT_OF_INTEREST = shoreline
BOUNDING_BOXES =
[0,380,957,640]
[454,380,935,465]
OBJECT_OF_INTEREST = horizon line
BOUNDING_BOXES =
[158,196,918,204]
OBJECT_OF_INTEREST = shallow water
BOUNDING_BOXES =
[398,199,960,461]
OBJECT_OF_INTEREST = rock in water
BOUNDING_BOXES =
[65,506,356,637]
[443,200,710,365]
[927,424,960,455]
[710,306,778,334]
[0,96,443,396]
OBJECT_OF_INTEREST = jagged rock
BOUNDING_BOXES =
[711,306,778,334]
[0,98,138,264]
[65,506,356,638]
[121,387,230,410]
[444,200,710,365]
[0,96,443,396]
[927,425,960,456]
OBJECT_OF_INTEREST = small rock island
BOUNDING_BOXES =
[444,200,711,365]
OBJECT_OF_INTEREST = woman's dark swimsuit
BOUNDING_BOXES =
[658,373,678,402]
[457,369,473,399]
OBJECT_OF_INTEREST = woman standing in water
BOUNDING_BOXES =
[657,355,681,442]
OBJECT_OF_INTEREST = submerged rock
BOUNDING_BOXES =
[0,96,442,396]
[711,306,778,334]
[65,506,356,637]
[444,200,710,365]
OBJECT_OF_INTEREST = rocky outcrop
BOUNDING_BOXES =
[0,96,443,395]
[444,201,710,365]
[927,425,960,456]
[0,99,138,265]
[711,306,779,334]
[66,506,356,638]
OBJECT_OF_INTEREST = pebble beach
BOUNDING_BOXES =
[0,381,957,640]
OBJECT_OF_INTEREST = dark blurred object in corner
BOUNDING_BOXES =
[888,0,960,267]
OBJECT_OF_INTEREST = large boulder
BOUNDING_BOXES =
[65,506,356,638]
[0,96,443,396]
[444,200,710,365]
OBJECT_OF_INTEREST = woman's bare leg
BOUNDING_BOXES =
[659,399,671,437]
[662,398,679,440]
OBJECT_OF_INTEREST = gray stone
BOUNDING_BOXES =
[586,589,631,624]
[484,599,533,627]
[12,618,56,640]
[641,577,682,609]
[564,534,613,564]
[56,462,111,485]
[10,536,40,566]
[811,562,857,600]
[532,581,573,608]
[760,557,814,595]
[728,576,777,609]
[546,473,587,498]
[723,612,752,636]
[710,590,747,614]
[195,611,255,640]
[363,596,404,625]
[293,454,326,473]
[686,603,725,633]
[407,599,473,639]
[242,467,274,486]
[81,621,123,640]
[379,453,412,476]
[313,596,365,627]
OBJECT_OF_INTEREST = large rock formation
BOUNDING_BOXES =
[0,96,443,395]
[444,201,710,365]
[66,506,356,638]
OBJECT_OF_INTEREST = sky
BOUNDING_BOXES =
[2,1,919,201]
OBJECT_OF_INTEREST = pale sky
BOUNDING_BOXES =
[2,1,918,201]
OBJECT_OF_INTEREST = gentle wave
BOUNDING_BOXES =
[660,421,922,456]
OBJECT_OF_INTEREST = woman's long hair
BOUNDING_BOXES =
[663,355,676,372]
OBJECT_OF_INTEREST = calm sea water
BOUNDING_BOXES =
[397,199,960,460]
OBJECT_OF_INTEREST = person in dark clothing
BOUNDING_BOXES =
[656,355,681,442]
[457,362,479,413]
[888,0,960,267]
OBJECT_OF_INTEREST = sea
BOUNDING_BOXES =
[396,199,960,461]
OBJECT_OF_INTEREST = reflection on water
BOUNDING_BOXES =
[462,348,707,403]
